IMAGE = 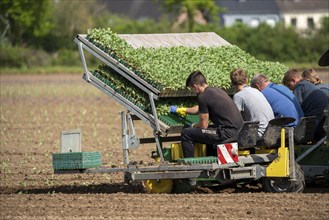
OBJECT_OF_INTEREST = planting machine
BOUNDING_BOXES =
[53,32,329,193]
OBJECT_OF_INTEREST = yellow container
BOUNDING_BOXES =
[171,143,206,160]
[194,143,207,157]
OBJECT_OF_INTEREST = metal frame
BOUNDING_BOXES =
[55,152,279,182]
[75,35,160,97]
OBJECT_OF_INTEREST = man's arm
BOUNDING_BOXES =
[186,105,199,114]
[293,84,304,105]
[233,95,243,112]
[193,113,209,128]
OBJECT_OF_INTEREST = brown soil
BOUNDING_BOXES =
[0,74,328,219]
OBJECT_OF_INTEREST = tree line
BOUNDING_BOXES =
[1,0,328,68]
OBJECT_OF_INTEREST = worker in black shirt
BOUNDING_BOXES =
[170,70,244,158]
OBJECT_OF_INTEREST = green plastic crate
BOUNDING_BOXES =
[177,156,218,164]
[52,152,102,170]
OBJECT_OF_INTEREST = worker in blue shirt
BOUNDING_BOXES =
[251,74,300,127]
[282,69,328,140]
[267,83,304,118]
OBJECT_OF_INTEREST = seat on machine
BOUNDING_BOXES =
[258,117,295,149]
[237,121,259,149]
[294,116,317,144]
[207,121,259,156]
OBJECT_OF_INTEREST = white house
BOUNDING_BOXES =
[277,0,329,30]
[217,0,329,30]
[216,0,281,27]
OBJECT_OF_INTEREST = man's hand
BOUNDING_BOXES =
[170,106,187,117]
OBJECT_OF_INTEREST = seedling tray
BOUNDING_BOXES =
[158,114,200,127]
[52,152,102,170]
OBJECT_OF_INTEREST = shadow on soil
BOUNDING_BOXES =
[1,180,328,194]
[1,183,144,195]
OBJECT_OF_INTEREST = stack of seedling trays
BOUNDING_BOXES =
[52,152,102,170]
[75,28,288,135]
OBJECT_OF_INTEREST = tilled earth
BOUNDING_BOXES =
[0,74,329,219]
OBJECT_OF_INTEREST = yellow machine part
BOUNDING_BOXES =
[266,128,290,177]
[143,179,173,193]
[238,150,250,156]
[171,143,206,160]
[255,147,277,154]
[143,156,173,193]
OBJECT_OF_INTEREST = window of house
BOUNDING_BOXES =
[291,18,297,27]
[307,17,314,28]
[250,18,260,27]
[235,18,242,24]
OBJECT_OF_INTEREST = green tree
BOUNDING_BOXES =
[0,0,53,46]
[46,0,106,50]
[161,0,223,32]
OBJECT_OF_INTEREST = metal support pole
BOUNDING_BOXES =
[121,111,129,165]
[287,127,296,181]
[126,111,140,149]
[77,42,89,81]
[127,112,136,137]
[149,93,165,162]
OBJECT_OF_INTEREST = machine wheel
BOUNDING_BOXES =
[173,179,193,193]
[143,179,173,193]
[262,163,305,193]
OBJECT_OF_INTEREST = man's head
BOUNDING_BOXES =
[186,70,208,94]
[250,74,270,91]
[230,68,248,91]
[282,68,302,90]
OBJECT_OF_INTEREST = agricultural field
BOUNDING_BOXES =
[1,73,329,219]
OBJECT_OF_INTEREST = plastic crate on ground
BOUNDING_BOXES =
[52,152,102,170]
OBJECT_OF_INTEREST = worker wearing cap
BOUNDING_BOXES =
[170,70,243,158]
[282,68,328,141]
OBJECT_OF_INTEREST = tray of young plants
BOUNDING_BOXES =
[82,28,288,97]
[91,65,198,127]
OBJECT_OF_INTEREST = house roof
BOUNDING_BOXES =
[98,0,163,20]
[276,0,329,13]
[216,0,280,15]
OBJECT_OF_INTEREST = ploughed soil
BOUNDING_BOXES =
[1,73,329,220]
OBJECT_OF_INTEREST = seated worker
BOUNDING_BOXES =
[302,68,329,95]
[282,68,329,140]
[266,78,304,118]
[170,70,243,158]
[250,74,301,127]
[230,68,274,139]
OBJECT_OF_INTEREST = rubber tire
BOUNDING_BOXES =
[173,179,193,194]
[262,163,305,193]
